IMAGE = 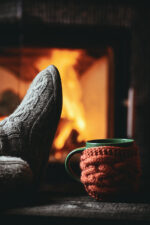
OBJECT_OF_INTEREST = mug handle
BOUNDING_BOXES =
[65,147,85,182]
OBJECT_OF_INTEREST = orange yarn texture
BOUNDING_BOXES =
[80,145,141,200]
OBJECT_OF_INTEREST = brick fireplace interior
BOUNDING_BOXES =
[1,1,150,224]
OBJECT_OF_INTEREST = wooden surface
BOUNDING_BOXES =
[1,187,150,225]
[2,196,150,220]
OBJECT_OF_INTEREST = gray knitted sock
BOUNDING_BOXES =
[0,156,33,192]
[0,65,62,182]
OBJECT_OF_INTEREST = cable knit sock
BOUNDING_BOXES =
[0,65,62,182]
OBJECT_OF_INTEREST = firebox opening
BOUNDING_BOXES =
[0,47,114,162]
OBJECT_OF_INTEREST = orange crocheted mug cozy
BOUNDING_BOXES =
[80,145,141,200]
[65,139,141,200]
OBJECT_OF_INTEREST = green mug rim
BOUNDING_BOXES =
[86,138,134,147]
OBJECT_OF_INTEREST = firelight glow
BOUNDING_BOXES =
[0,116,6,121]
[35,49,86,149]
[35,48,108,151]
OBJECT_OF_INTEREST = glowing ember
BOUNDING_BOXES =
[54,152,62,160]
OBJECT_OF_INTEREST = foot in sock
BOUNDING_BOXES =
[0,156,33,192]
[0,65,62,182]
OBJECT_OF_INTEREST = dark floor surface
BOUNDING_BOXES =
[1,163,150,225]
[0,182,150,225]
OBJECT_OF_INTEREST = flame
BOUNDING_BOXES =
[35,48,108,152]
[0,47,109,161]
[35,49,86,149]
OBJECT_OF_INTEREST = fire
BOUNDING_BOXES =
[35,49,86,149]
[35,48,108,152]
[0,47,109,163]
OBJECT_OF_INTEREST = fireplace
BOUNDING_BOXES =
[0,46,111,159]
[0,32,130,164]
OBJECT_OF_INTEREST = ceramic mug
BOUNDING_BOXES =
[65,138,141,200]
